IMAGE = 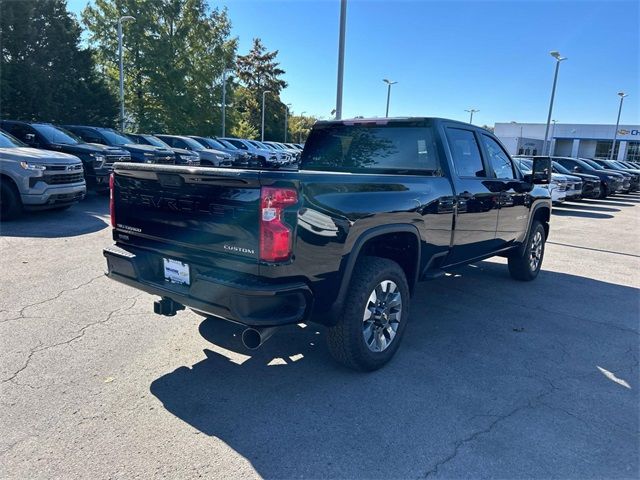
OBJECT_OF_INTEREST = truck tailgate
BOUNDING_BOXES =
[112,165,261,265]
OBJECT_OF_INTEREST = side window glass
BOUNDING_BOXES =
[482,135,515,179]
[446,128,485,178]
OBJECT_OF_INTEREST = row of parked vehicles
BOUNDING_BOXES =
[0,119,304,219]
[513,155,640,202]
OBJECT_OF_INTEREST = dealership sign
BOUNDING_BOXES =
[618,129,639,135]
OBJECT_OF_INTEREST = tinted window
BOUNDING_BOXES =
[226,139,247,149]
[32,124,80,145]
[0,130,25,147]
[552,161,572,175]
[218,139,238,150]
[141,135,170,148]
[482,134,514,178]
[446,128,485,177]
[514,158,533,173]
[99,129,132,145]
[300,124,441,174]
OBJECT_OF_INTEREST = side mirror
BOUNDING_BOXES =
[531,157,552,185]
[25,133,38,146]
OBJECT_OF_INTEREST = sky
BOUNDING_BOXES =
[67,0,639,126]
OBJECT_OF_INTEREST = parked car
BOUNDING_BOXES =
[127,134,200,166]
[64,126,176,165]
[263,141,300,162]
[552,161,601,199]
[0,120,130,190]
[553,157,625,198]
[0,129,85,219]
[514,157,567,203]
[578,158,631,193]
[587,158,639,192]
[188,136,260,168]
[247,140,290,165]
[104,117,553,371]
[154,135,232,167]
[219,137,280,166]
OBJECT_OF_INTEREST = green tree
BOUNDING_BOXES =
[0,0,118,125]
[82,0,236,133]
[289,114,316,143]
[235,38,288,141]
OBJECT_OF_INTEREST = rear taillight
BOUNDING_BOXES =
[260,186,297,262]
[109,173,115,228]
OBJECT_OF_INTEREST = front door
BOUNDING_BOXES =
[444,126,500,264]
[479,133,530,246]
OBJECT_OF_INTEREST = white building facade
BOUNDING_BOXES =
[494,122,640,162]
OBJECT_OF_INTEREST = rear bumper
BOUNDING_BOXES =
[103,244,312,327]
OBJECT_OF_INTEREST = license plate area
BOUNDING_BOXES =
[163,258,190,285]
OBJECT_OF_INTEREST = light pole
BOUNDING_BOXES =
[383,79,397,117]
[335,0,347,120]
[261,90,271,142]
[117,15,135,131]
[543,50,567,155]
[610,92,628,160]
[284,103,292,143]
[465,108,479,124]
[299,111,306,142]
[221,68,233,137]
[550,120,557,155]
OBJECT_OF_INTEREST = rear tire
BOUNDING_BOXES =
[0,178,22,221]
[327,257,410,371]
[508,221,546,281]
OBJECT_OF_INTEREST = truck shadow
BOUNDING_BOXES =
[0,192,109,238]
[551,208,613,219]
[150,261,639,479]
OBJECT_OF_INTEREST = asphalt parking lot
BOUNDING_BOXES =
[1,193,638,479]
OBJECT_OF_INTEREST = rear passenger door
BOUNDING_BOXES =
[444,126,500,264]
[480,134,529,245]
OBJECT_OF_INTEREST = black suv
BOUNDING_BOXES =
[64,126,176,165]
[127,134,200,166]
[0,120,130,189]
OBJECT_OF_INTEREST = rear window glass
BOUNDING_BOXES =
[300,124,441,175]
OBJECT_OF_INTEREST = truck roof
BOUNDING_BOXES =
[314,117,477,128]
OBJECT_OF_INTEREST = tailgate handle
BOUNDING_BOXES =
[157,173,183,188]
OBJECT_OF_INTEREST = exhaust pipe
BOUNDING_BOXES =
[241,326,278,350]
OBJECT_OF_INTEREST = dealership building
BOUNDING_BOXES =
[494,122,640,163]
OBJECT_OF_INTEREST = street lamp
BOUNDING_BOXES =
[221,68,233,137]
[335,0,347,120]
[117,15,135,131]
[299,111,307,142]
[610,92,628,160]
[383,79,397,117]
[465,108,479,124]
[284,103,292,143]
[261,90,271,142]
[550,119,557,155]
[543,50,567,155]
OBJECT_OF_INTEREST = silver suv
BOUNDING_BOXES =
[0,130,86,220]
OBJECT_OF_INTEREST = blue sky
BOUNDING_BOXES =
[68,0,639,126]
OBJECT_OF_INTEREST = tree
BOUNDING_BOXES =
[235,38,288,141]
[82,0,237,133]
[289,114,317,143]
[0,0,118,125]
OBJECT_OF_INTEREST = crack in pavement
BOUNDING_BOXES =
[0,274,106,324]
[422,379,561,478]
[1,295,141,385]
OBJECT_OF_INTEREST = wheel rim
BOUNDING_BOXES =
[529,231,543,271]
[362,280,402,352]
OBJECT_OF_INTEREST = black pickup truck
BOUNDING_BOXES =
[104,118,552,371]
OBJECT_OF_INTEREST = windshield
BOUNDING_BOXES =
[179,137,205,151]
[300,123,441,175]
[249,140,267,149]
[196,137,226,150]
[580,158,603,169]
[218,139,238,150]
[33,124,81,145]
[553,161,572,175]
[0,130,25,148]
[225,139,248,150]
[514,158,533,173]
[141,135,171,149]
[100,129,134,146]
